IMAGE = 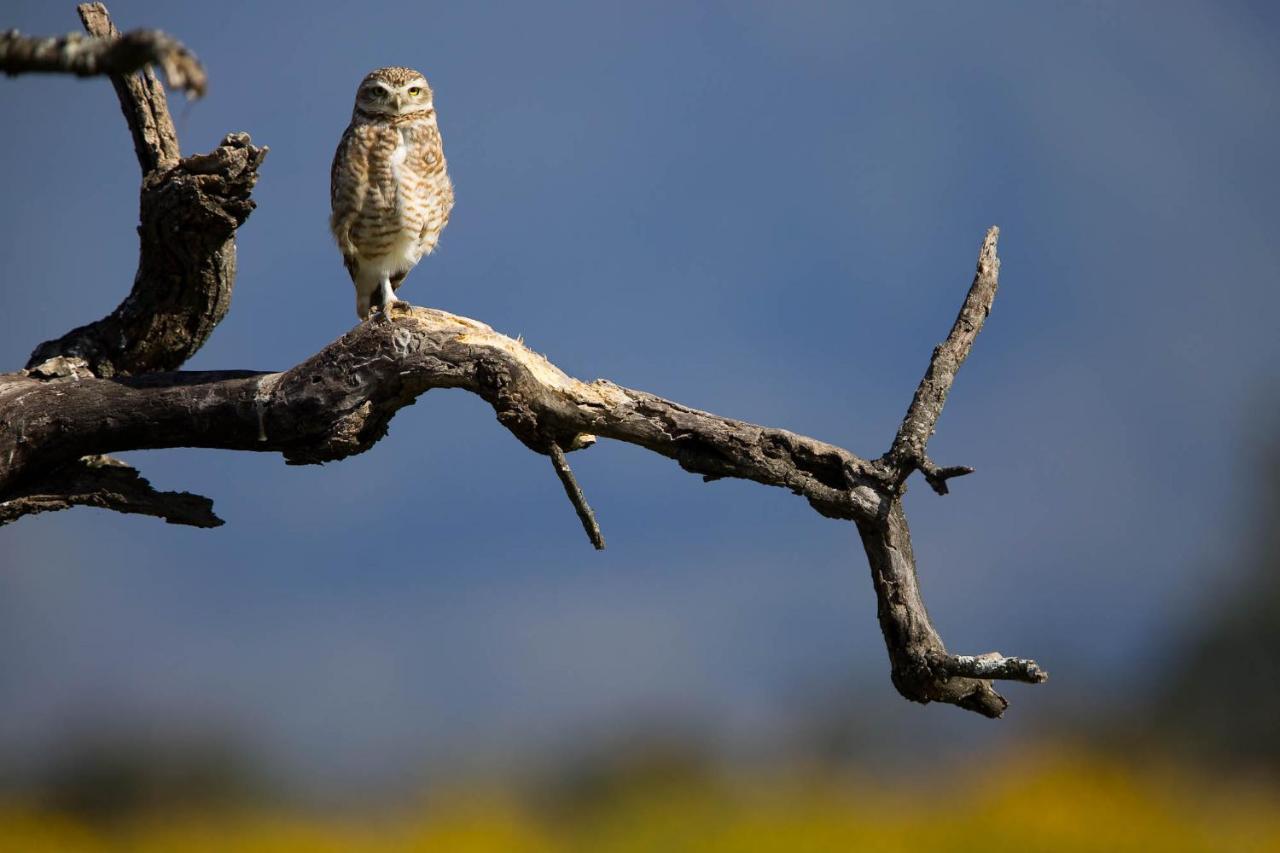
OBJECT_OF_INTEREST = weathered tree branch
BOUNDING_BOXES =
[1,306,886,522]
[882,227,1000,494]
[0,5,1046,717]
[0,291,1044,715]
[548,443,606,550]
[19,6,266,380]
[0,454,221,528]
[0,25,205,100]
[852,226,1044,715]
[76,2,182,173]
[26,132,266,378]
[930,652,1046,684]
[4,6,261,540]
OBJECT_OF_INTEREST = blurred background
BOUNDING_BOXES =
[2,1,1278,849]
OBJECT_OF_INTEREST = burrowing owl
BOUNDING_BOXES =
[330,66,454,318]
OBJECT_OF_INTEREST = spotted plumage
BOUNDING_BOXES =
[330,66,454,318]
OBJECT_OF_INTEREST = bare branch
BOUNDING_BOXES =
[1,306,886,526]
[0,259,1044,716]
[930,652,1048,684]
[76,2,181,173]
[885,226,1001,489]
[857,504,1016,718]
[25,132,266,377]
[2,4,1043,717]
[918,461,975,496]
[0,454,221,528]
[0,27,205,98]
[548,443,606,550]
[7,7,265,378]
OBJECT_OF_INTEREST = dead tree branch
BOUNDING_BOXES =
[0,295,1043,716]
[882,228,1000,494]
[0,4,1046,718]
[26,132,266,378]
[77,2,182,172]
[548,443,606,550]
[0,306,886,520]
[0,25,205,99]
[21,5,266,379]
[0,454,221,528]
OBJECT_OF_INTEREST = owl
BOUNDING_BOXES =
[330,66,455,319]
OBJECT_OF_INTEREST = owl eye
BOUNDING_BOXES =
[408,87,422,97]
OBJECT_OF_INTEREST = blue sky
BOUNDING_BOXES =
[2,1,1278,789]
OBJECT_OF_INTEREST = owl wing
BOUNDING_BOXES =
[406,135,455,285]
[329,124,369,280]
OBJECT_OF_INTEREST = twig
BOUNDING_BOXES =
[0,27,205,98]
[930,652,1048,684]
[885,226,1001,490]
[547,443,605,550]
[918,460,975,496]
[76,2,181,173]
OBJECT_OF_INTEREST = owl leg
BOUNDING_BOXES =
[354,267,380,320]
[377,275,400,313]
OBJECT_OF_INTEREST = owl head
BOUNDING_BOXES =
[354,66,434,117]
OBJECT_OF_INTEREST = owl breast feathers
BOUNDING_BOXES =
[330,66,455,319]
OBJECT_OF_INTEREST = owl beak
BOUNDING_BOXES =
[392,94,404,110]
